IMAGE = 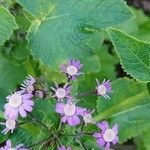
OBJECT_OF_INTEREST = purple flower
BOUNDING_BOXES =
[93,121,119,150]
[60,59,83,80]
[55,102,86,126]
[96,79,112,99]
[58,146,71,150]
[82,110,95,125]
[0,118,16,134]
[51,82,71,101]
[20,75,36,94]
[4,91,34,119]
[0,140,27,150]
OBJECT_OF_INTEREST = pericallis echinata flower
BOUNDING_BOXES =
[60,59,83,80]
[55,102,86,126]
[4,91,34,119]
[20,75,36,94]
[0,118,16,134]
[58,146,71,150]
[82,110,95,125]
[0,140,27,150]
[93,121,119,150]
[96,79,112,99]
[51,82,71,101]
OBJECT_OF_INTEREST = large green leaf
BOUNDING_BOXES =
[0,6,18,46]
[95,78,150,143]
[0,52,27,108]
[17,0,133,72]
[107,29,150,82]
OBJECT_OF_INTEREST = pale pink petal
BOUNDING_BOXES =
[93,133,102,138]
[55,103,64,114]
[19,107,27,118]
[97,138,105,146]
[67,115,80,126]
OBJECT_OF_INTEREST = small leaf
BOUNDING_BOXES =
[0,6,18,46]
[107,28,150,82]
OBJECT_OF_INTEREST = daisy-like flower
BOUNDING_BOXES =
[4,91,34,119]
[96,79,112,99]
[60,59,83,80]
[93,121,119,150]
[20,75,36,94]
[55,102,86,126]
[0,118,16,134]
[0,140,27,150]
[58,146,71,150]
[82,110,95,125]
[51,82,71,101]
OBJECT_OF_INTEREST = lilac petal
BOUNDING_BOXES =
[24,100,34,106]
[76,107,86,115]
[22,104,33,112]
[67,115,80,126]
[97,121,109,131]
[60,64,67,72]
[70,76,76,80]
[5,107,18,119]
[16,144,24,149]
[112,136,118,145]
[4,103,9,110]
[97,138,105,146]
[105,142,110,150]
[19,107,27,118]
[61,116,67,123]
[6,140,11,147]
[22,93,33,100]
[67,147,72,150]
[55,103,64,114]
[112,124,118,134]
[93,133,102,138]
[60,146,66,150]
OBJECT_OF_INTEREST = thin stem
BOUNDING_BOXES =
[67,132,94,137]
[27,136,51,148]
[76,138,88,150]
[53,133,62,147]
[76,90,95,98]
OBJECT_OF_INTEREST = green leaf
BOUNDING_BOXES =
[134,128,150,150]
[17,0,133,72]
[0,52,27,108]
[0,6,18,46]
[107,28,150,82]
[117,9,150,41]
[31,98,59,126]
[11,122,47,147]
[95,78,150,143]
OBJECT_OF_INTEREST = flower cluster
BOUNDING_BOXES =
[0,59,118,150]
[54,59,117,149]
[0,75,36,149]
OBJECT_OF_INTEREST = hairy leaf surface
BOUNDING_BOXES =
[17,0,133,72]
[108,29,150,82]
